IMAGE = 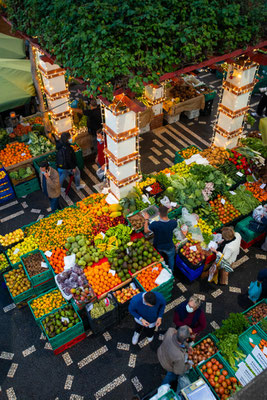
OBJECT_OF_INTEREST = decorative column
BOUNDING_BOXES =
[144,84,165,130]
[38,54,73,135]
[101,94,144,200]
[213,59,258,148]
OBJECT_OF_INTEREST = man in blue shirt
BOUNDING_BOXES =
[129,291,166,345]
[144,205,177,270]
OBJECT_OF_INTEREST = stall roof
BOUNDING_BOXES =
[0,32,25,59]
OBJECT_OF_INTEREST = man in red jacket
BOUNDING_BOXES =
[95,129,106,169]
[173,295,206,340]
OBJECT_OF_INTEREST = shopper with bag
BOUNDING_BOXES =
[39,161,61,212]
[210,227,241,285]
[56,132,85,190]
[129,291,166,345]
[95,129,106,181]
[173,296,206,339]
[157,325,193,385]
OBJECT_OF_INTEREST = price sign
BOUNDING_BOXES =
[236,171,243,177]
[230,191,236,195]
[109,269,116,276]
[190,245,197,252]
[61,317,70,323]
[252,346,267,369]
[45,251,52,258]
[13,248,20,255]
[245,354,263,375]
[146,186,152,192]
[260,184,266,189]
[171,202,177,207]
[41,262,48,269]
[221,198,225,205]
[57,220,63,226]
[21,153,26,156]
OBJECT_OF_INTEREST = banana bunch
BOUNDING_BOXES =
[94,235,119,257]
[105,224,132,244]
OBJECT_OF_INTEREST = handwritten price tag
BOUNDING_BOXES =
[146,186,152,192]
[41,262,48,269]
[221,198,225,205]
[13,248,20,255]
[190,245,197,251]
[57,220,63,226]
[21,153,26,156]
[260,184,266,189]
[230,191,236,195]
[45,251,52,258]
[109,269,116,276]
[236,171,243,177]
[166,173,171,177]
[61,317,69,323]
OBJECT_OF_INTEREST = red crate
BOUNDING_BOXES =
[241,232,266,249]
[53,332,86,355]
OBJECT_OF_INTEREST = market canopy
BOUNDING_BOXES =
[0,32,25,59]
[0,58,35,112]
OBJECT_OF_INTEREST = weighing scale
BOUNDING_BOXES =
[181,378,216,400]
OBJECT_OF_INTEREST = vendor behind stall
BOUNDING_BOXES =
[173,295,206,339]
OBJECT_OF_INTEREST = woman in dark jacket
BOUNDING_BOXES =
[56,132,84,190]
[173,296,206,339]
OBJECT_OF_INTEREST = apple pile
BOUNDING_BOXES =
[180,241,206,266]
[200,358,238,399]
[71,284,95,306]
[113,286,140,304]
[189,337,218,367]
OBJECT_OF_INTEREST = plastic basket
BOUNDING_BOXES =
[238,325,267,356]
[112,280,144,321]
[197,352,237,400]
[127,210,145,233]
[3,264,34,305]
[204,91,216,102]
[21,249,53,286]
[9,164,36,186]
[176,254,204,282]
[40,304,84,350]
[0,167,10,185]
[0,192,15,204]
[174,145,201,164]
[33,278,56,296]
[28,287,67,327]
[33,152,57,174]
[242,299,267,325]
[86,293,119,335]
[0,252,11,278]
[0,186,14,199]
[158,389,178,400]
[168,206,182,219]
[13,177,40,198]
[178,248,205,271]
[184,109,200,120]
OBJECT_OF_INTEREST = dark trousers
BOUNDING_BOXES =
[257,93,267,116]
[135,322,155,338]
[49,197,60,212]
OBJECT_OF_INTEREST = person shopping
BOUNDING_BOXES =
[144,205,177,270]
[173,295,206,339]
[55,132,85,190]
[39,161,61,212]
[129,291,166,345]
[210,226,241,285]
[157,325,193,385]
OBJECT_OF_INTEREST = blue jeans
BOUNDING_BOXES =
[58,167,81,187]
[162,371,178,385]
[176,375,191,400]
[157,247,176,271]
[49,197,60,212]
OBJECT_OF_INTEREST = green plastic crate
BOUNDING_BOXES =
[193,333,219,348]
[28,287,67,327]
[197,352,237,400]
[168,206,182,219]
[3,263,34,305]
[204,90,216,102]
[21,249,53,286]
[238,325,267,356]
[33,278,56,296]
[33,152,57,174]
[186,368,199,383]
[13,177,40,198]
[235,216,261,243]
[258,319,267,335]
[174,145,201,164]
[158,389,178,400]
[40,304,84,350]
[242,299,267,325]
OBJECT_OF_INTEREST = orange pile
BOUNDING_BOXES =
[0,142,32,167]
[136,263,163,291]
[49,248,67,274]
[245,181,267,202]
[84,261,122,296]
[209,195,240,224]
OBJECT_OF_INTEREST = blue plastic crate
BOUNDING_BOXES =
[176,253,204,281]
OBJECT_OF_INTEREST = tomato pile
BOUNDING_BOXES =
[209,195,240,224]
[228,150,252,175]
[146,181,163,195]
[200,358,238,399]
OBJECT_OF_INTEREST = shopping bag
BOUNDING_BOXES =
[96,167,105,180]
[248,281,262,303]
[208,262,219,284]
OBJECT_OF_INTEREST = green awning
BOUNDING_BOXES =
[0,59,36,112]
[0,33,26,59]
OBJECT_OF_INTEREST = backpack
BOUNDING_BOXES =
[248,281,262,303]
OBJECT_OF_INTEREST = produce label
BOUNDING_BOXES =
[252,174,257,181]
[190,245,197,252]
[45,251,52,258]
[13,248,20,255]
[245,354,263,375]
[263,347,267,356]
[252,346,267,369]
[146,186,152,192]
[235,362,254,386]
[230,191,236,195]
[104,298,110,307]
[41,262,48,269]
[57,220,63,226]
[166,173,171,177]
[260,184,266,189]
[100,232,105,238]
[61,317,69,323]
[109,269,116,276]
[21,153,26,156]
[221,198,225,205]
[236,172,243,177]
[171,202,177,207]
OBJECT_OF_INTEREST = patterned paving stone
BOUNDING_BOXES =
[205,302,212,314]
[0,352,14,360]
[232,255,249,269]
[193,294,205,301]
[210,321,220,330]
[128,354,137,368]
[131,376,143,392]
[6,387,17,400]
[3,304,16,313]
[256,254,266,260]
[78,346,108,369]
[94,374,127,399]
[7,364,18,378]
[62,352,73,366]
[117,342,130,351]
[64,375,74,390]
[229,286,241,293]
[148,155,160,165]
[31,208,41,213]
[164,296,186,313]
[22,345,36,357]
[138,338,149,349]
[103,332,112,341]
[44,342,53,350]
[211,289,223,298]
[69,395,84,400]
[177,282,187,293]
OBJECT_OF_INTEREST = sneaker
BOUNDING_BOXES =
[251,112,261,118]
[60,188,65,192]
[132,332,140,345]
[76,184,85,190]
[147,335,154,343]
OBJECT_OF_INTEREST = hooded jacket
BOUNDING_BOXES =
[56,140,77,170]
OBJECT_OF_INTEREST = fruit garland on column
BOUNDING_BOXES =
[213,57,258,149]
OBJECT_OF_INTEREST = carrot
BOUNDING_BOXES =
[252,330,257,334]
[250,342,256,348]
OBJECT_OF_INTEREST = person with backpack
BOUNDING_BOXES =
[173,296,206,340]
[55,132,85,190]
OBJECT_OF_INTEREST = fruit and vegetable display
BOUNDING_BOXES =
[199,357,239,399]
[225,186,260,215]
[12,124,31,138]
[214,313,249,340]
[7,236,39,264]
[0,253,9,272]
[177,145,200,160]
[144,181,164,196]
[94,224,132,257]
[244,181,267,202]
[240,137,267,159]
[27,132,55,156]
[170,161,192,177]
[49,248,68,274]
[169,84,198,101]
[113,284,140,304]
[23,252,49,278]
[209,195,241,224]
[180,241,206,266]
[56,265,88,297]
[90,297,115,319]
[259,319,267,334]
[195,206,222,231]
[9,166,34,182]
[0,142,32,167]
[108,237,162,277]
[30,289,66,319]
[244,302,267,325]
[227,150,253,175]
[218,160,246,184]
[4,264,31,297]
[188,336,218,367]
[65,234,102,268]
[71,284,95,306]
[36,153,56,168]
[84,261,122,296]
[217,334,246,370]
[201,147,229,167]
[135,263,164,291]
[42,305,80,338]
[0,228,24,248]
[128,212,145,231]
[137,177,156,191]
[0,128,9,149]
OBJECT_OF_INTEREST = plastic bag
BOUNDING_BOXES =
[181,208,198,227]
[190,226,203,242]
[160,196,172,208]
[174,227,187,242]
[253,205,267,222]
[248,281,262,303]
[208,262,219,283]
[64,254,76,271]
[96,167,105,180]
